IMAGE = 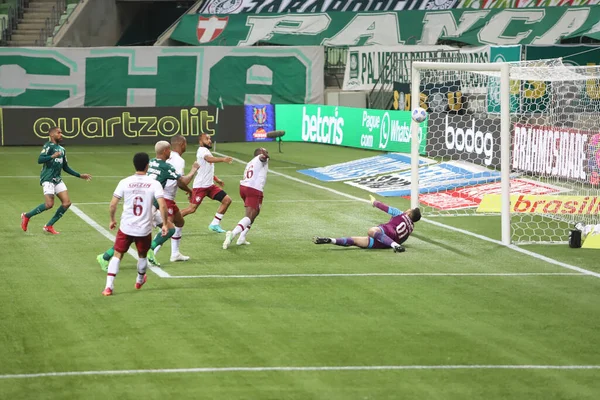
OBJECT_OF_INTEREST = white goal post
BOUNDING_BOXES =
[409,60,600,246]
[410,61,512,245]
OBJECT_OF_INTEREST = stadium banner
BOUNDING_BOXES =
[171,7,600,47]
[487,45,522,114]
[512,123,589,182]
[477,194,600,214]
[342,45,489,91]
[245,104,275,142]
[198,0,461,13]
[344,160,501,197]
[0,106,245,146]
[275,104,428,154]
[525,44,600,66]
[413,178,570,211]
[0,47,324,108]
[457,0,598,9]
[426,113,501,168]
[297,153,436,182]
[589,133,600,186]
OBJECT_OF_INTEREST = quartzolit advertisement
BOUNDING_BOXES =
[0,106,245,146]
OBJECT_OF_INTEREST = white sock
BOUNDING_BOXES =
[237,225,251,243]
[105,257,120,289]
[154,244,162,256]
[330,238,337,244]
[231,217,251,239]
[211,213,224,226]
[171,227,183,256]
[137,258,148,282]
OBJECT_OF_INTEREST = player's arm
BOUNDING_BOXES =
[213,175,224,187]
[37,146,57,163]
[177,180,192,196]
[177,161,200,186]
[109,196,120,230]
[204,154,233,164]
[369,195,401,216]
[63,155,92,181]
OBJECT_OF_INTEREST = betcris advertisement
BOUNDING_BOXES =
[245,104,275,142]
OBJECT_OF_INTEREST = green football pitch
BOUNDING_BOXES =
[2,142,599,399]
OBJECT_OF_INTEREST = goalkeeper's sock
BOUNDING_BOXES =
[102,247,115,261]
[151,228,176,249]
[25,204,47,219]
[332,237,355,247]
[372,229,398,248]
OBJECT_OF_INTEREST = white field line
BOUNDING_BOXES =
[70,205,170,278]
[214,152,600,280]
[1,364,599,380]
[167,272,584,279]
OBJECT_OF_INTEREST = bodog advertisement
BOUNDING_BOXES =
[0,106,245,146]
[426,112,501,169]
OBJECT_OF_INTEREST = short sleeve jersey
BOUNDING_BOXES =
[240,155,269,192]
[192,147,214,189]
[39,142,66,185]
[381,213,415,245]
[164,151,186,200]
[114,174,164,237]
[147,158,181,188]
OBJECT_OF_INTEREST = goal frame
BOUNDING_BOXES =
[410,62,512,245]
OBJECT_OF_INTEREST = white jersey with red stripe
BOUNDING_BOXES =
[114,174,164,237]
[192,146,214,189]
[164,151,185,200]
[240,155,269,193]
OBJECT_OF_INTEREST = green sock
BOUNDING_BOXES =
[46,205,68,227]
[151,228,176,249]
[103,247,115,261]
[25,204,47,219]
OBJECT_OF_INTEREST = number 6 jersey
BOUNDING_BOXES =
[240,155,269,192]
[113,174,165,237]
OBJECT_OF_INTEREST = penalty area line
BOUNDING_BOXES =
[1,364,599,379]
[70,205,170,278]
[214,152,600,280]
[166,272,585,279]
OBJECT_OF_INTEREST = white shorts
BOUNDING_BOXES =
[42,181,67,196]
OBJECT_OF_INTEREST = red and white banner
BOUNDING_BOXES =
[410,178,570,210]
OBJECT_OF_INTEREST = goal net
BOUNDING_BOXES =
[410,59,600,244]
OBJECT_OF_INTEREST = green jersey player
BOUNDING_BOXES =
[21,127,92,234]
[97,140,199,271]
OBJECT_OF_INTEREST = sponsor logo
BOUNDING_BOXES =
[253,106,267,124]
[345,161,501,197]
[588,133,600,185]
[349,51,359,79]
[298,153,436,182]
[415,178,569,210]
[197,16,229,44]
[360,110,421,150]
[444,115,494,166]
[478,194,600,214]
[301,106,344,145]
[513,123,588,181]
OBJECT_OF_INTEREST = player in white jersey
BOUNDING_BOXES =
[181,132,233,233]
[152,136,194,263]
[223,148,269,249]
[102,152,168,297]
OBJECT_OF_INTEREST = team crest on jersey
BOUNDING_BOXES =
[253,106,267,124]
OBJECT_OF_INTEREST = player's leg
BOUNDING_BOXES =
[180,188,205,217]
[103,230,131,296]
[368,226,404,253]
[22,183,56,232]
[236,206,259,245]
[148,219,175,266]
[223,206,258,249]
[44,184,71,233]
[313,236,371,248]
[169,208,189,262]
[180,202,199,217]
[209,189,231,233]
[134,234,152,290]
